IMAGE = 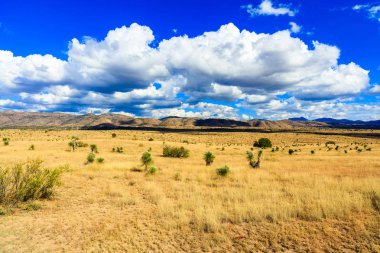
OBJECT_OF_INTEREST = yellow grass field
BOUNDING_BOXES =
[0,129,379,252]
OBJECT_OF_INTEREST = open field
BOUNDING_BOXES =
[0,129,379,252]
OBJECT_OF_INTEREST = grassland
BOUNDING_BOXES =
[0,129,379,252]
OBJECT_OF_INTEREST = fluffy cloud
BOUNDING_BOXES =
[242,97,380,121]
[289,22,301,33]
[241,0,297,17]
[369,84,380,94]
[159,23,369,100]
[0,22,375,120]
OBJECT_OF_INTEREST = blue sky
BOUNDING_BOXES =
[0,0,379,120]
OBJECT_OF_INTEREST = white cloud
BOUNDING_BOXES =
[241,0,297,17]
[0,22,375,120]
[289,22,301,33]
[353,3,380,22]
[243,97,380,121]
[369,84,380,94]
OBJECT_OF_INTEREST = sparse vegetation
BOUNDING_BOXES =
[90,144,98,153]
[111,133,117,138]
[87,153,95,163]
[112,147,124,153]
[246,150,262,168]
[2,137,9,146]
[216,165,230,176]
[141,151,153,170]
[288,149,295,155]
[0,160,62,204]
[203,151,215,166]
[29,144,35,150]
[163,146,189,158]
[253,138,272,148]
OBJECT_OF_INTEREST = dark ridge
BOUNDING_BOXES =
[81,123,380,139]
[194,119,250,127]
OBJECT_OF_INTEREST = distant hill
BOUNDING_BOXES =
[0,111,379,130]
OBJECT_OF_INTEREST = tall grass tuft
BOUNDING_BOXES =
[0,160,63,204]
[163,146,189,158]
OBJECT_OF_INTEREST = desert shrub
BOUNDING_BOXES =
[130,166,143,172]
[2,137,10,146]
[288,149,295,155]
[29,144,35,151]
[146,166,157,175]
[0,160,62,204]
[344,150,348,153]
[112,133,117,138]
[325,141,335,146]
[253,138,272,148]
[87,153,95,163]
[112,147,124,153]
[203,151,215,166]
[141,151,153,170]
[90,144,98,153]
[311,150,315,154]
[182,140,189,144]
[246,150,262,168]
[96,157,104,163]
[77,141,88,148]
[174,172,181,181]
[148,138,154,141]
[163,146,189,158]
[216,165,230,177]
[366,148,372,151]
[335,145,339,151]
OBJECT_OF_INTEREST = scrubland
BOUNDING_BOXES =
[0,129,379,252]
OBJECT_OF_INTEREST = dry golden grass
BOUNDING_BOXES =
[0,129,379,252]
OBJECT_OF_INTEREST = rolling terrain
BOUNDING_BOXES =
[1,111,379,130]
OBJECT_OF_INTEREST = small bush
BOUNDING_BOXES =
[325,141,336,146]
[311,150,315,154]
[112,133,117,138]
[96,157,104,163]
[288,149,295,155]
[90,144,98,153]
[3,137,10,146]
[163,146,189,158]
[146,166,157,175]
[174,172,181,181]
[112,147,124,153]
[29,144,35,151]
[87,153,95,163]
[216,165,230,177]
[203,151,215,166]
[141,151,153,170]
[0,160,63,204]
[253,138,272,148]
[148,138,154,141]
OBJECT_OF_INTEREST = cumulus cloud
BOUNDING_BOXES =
[242,97,380,121]
[0,22,375,120]
[369,84,380,94]
[241,0,297,17]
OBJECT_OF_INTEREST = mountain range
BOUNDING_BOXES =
[0,111,379,130]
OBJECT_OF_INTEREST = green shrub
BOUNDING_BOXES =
[325,141,336,146]
[87,153,95,163]
[112,147,124,153]
[77,141,88,148]
[288,149,295,155]
[2,137,10,146]
[0,160,63,204]
[90,144,98,153]
[146,166,157,175]
[96,157,104,163]
[163,146,189,158]
[112,133,117,138]
[216,165,230,177]
[253,138,272,148]
[141,151,153,170]
[29,144,35,151]
[203,151,215,166]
